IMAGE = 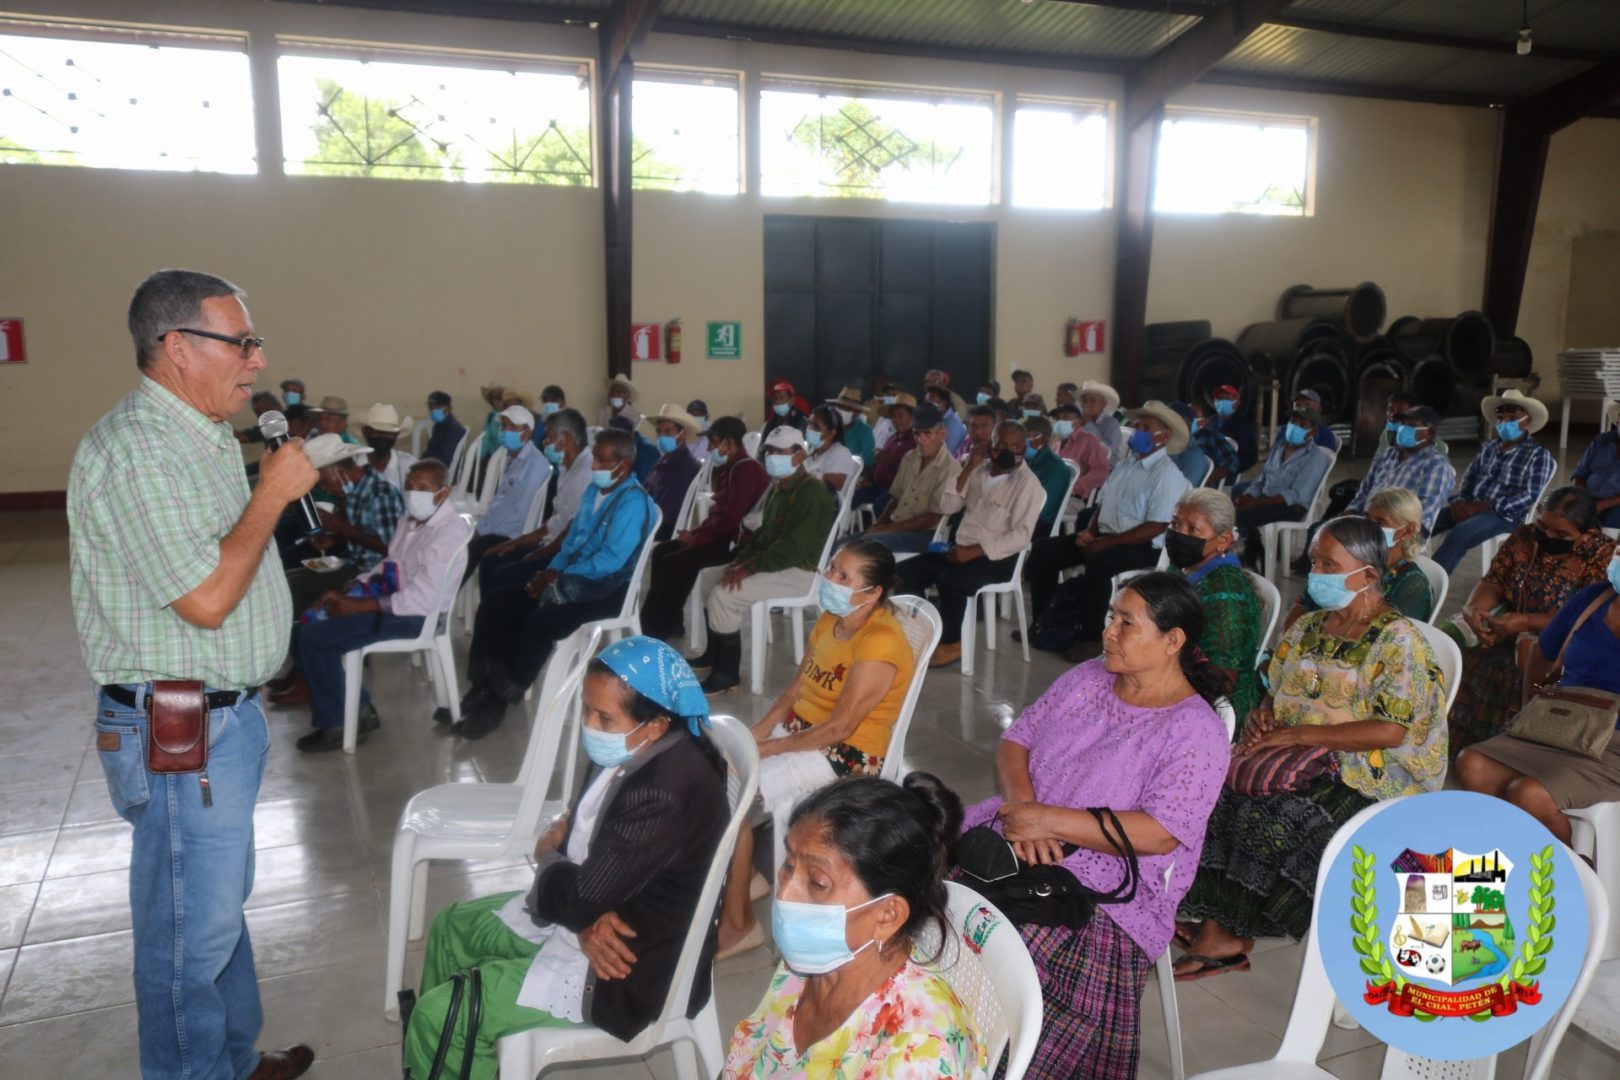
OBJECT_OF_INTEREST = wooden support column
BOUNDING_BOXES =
[1483,57,1620,337]
[598,0,662,379]
[1110,0,1291,397]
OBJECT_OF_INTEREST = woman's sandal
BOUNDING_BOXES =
[1173,923,1199,949]
[1173,953,1251,981]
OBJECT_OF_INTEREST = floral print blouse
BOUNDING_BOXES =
[1484,525,1616,616]
[724,960,988,1080]
[1268,609,1448,801]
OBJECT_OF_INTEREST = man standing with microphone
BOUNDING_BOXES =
[68,270,318,1080]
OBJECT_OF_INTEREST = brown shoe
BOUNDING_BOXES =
[929,642,963,668]
[249,1045,314,1080]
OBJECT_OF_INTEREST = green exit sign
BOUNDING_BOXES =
[706,321,741,359]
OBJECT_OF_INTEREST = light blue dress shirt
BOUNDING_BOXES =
[476,441,551,539]
[1251,441,1333,510]
[1095,449,1191,535]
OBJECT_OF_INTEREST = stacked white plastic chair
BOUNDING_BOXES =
[495,714,760,1080]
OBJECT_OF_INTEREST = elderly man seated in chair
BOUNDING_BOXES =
[462,404,551,583]
[459,429,656,740]
[475,407,594,591]
[854,402,959,554]
[894,420,1045,670]
[1428,389,1556,574]
[686,426,836,695]
[291,459,468,753]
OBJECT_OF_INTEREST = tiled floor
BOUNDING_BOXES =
[3,439,1619,1079]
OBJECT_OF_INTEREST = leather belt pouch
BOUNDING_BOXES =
[146,681,209,774]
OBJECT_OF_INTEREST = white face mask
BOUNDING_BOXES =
[405,490,441,522]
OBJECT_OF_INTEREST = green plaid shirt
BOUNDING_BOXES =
[68,378,293,688]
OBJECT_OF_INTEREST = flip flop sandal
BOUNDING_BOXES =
[1173,924,1199,949]
[1173,953,1251,982]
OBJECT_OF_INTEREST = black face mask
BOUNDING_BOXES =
[991,450,1017,471]
[1164,529,1212,569]
[1534,530,1576,556]
[369,436,396,454]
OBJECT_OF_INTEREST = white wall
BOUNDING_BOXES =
[3,0,1620,492]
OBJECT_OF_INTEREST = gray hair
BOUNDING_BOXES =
[1318,515,1388,593]
[408,457,449,488]
[591,427,635,465]
[544,407,588,451]
[128,269,245,371]
[1177,487,1236,539]
[993,419,1027,442]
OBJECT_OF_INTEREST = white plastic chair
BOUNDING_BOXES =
[893,515,951,565]
[742,430,762,458]
[495,714,760,1080]
[583,506,663,645]
[381,625,599,1017]
[453,445,506,518]
[959,497,1052,678]
[1412,555,1449,625]
[339,522,471,754]
[748,473,859,695]
[409,423,427,458]
[1056,460,1085,534]
[1412,618,1462,713]
[1245,569,1282,650]
[448,430,481,498]
[457,479,550,634]
[1568,800,1620,962]
[768,595,943,872]
[930,883,1044,1080]
[1259,447,1339,580]
[1187,796,1610,1080]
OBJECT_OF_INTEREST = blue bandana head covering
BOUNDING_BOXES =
[597,636,711,736]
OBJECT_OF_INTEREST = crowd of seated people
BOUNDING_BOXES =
[227,364,1620,1080]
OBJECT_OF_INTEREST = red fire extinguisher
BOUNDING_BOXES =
[665,318,682,364]
[1064,318,1083,358]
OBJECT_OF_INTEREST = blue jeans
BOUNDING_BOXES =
[1430,506,1515,573]
[1601,505,1620,530]
[96,688,270,1080]
[294,612,425,729]
[855,528,932,554]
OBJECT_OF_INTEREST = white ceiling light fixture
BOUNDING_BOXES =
[1517,0,1534,56]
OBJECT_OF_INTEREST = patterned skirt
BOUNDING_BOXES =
[780,711,881,776]
[1446,640,1523,755]
[1015,910,1151,1080]
[1178,778,1373,941]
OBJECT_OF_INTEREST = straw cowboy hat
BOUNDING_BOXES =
[1079,380,1120,412]
[605,374,640,403]
[640,403,702,436]
[307,395,349,416]
[354,402,414,435]
[825,386,867,413]
[499,389,536,412]
[1125,400,1190,455]
[1480,388,1549,434]
[882,391,919,416]
[303,432,372,469]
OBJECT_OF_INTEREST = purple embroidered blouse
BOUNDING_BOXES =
[961,659,1231,959]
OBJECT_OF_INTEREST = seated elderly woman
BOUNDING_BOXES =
[1446,486,1615,754]
[1162,488,1264,726]
[716,538,916,958]
[1283,488,1433,630]
[957,572,1231,1078]
[1459,553,1620,844]
[1175,516,1447,980]
[724,775,986,1079]
[402,637,728,1080]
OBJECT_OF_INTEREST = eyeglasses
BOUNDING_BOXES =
[161,328,266,359]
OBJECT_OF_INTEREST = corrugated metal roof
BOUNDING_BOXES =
[1284,0,1620,54]
[1413,50,1595,98]
[658,0,1202,62]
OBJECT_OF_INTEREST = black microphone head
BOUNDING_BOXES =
[258,410,289,441]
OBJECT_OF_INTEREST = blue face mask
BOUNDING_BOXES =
[1022,408,1042,418]
[1024,445,1038,460]
[1385,419,1400,433]
[1128,428,1158,456]
[976,392,991,405]
[1382,526,1399,550]
[773,402,791,417]
[543,444,565,466]
[1609,557,1620,595]
[1284,422,1308,447]
[656,434,678,454]
[1497,418,1524,442]
[591,467,618,489]
[1307,569,1369,611]
[581,720,646,769]
[284,391,302,406]
[771,893,892,975]
[1052,419,1075,439]
[817,577,874,617]
[1395,425,1422,449]
[340,478,356,497]
[711,450,728,467]
[1214,398,1236,418]
[541,401,560,415]
[500,430,524,452]
[430,407,447,424]
[1190,417,1203,433]
[765,453,796,479]
[806,430,824,449]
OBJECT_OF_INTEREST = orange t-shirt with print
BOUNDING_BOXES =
[791,604,916,759]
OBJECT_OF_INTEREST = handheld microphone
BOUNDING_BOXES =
[258,410,323,535]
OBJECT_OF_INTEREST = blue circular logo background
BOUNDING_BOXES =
[1319,791,1589,1059]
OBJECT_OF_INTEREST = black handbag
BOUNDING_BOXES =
[399,967,481,1080]
[953,808,1139,930]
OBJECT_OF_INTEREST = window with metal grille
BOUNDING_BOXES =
[277,41,593,184]
[0,18,255,173]
[1012,96,1109,210]
[759,78,993,204]
[631,68,739,194]
[1155,108,1313,216]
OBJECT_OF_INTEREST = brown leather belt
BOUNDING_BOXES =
[101,685,258,711]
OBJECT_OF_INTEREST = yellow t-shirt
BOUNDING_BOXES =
[792,605,916,759]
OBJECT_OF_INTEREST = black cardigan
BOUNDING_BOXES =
[524,730,729,1042]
